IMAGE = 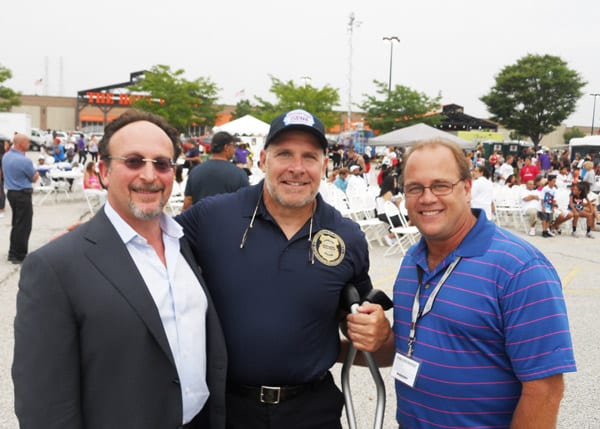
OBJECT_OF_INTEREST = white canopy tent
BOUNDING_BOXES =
[368,123,475,149]
[212,114,270,136]
[212,114,270,167]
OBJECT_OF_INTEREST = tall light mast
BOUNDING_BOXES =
[347,12,361,131]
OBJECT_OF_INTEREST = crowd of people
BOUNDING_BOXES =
[6,109,585,429]
[472,146,600,238]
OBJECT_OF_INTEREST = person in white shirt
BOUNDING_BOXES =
[346,164,368,193]
[497,155,515,185]
[519,179,541,236]
[470,165,494,220]
[556,166,572,189]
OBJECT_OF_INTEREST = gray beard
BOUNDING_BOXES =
[128,196,167,220]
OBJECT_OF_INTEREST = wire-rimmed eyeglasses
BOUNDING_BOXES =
[404,179,463,198]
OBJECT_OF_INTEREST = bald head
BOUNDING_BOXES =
[13,134,30,151]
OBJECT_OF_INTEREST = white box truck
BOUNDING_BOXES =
[0,112,43,151]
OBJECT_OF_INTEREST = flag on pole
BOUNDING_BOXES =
[34,78,43,86]
[235,89,246,98]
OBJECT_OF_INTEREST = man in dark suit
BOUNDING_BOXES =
[12,111,227,429]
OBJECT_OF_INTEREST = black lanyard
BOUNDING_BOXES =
[407,256,461,357]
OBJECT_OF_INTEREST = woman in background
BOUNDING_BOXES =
[375,174,404,246]
[83,161,102,190]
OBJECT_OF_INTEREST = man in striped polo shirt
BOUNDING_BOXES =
[347,139,576,428]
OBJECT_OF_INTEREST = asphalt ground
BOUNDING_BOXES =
[0,160,598,428]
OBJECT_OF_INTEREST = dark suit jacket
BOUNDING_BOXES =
[12,210,227,429]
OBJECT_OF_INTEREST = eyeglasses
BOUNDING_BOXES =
[404,179,463,198]
[107,155,174,173]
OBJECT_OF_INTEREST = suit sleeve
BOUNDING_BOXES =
[12,251,83,429]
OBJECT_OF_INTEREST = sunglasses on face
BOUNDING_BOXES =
[107,155,174,173]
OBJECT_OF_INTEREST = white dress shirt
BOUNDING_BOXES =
[104,203,209,424]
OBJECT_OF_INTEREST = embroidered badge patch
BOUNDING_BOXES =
[311,229,345,266]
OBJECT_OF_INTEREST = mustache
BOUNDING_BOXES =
[129,184,165,192]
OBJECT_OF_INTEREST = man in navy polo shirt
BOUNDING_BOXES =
[176,109,391,428]
[3,134,39,263]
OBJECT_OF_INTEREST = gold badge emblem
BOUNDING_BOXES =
[311,229,345,266]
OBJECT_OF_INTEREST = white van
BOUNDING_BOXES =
[569,135,600,163]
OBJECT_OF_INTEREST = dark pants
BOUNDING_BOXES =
[378,213,402,228]
[0,177,5,210]
[225,372,344,429]
[7,189,33,261]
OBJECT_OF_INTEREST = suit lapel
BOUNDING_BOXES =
[83,211,176,367]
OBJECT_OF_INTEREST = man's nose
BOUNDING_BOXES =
[139,160,157,180]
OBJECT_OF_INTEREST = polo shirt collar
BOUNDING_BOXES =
[241,180,337,231]
[411,209,494,271]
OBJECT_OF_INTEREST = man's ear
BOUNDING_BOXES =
[259,150,267,172]
[98,160,110,189]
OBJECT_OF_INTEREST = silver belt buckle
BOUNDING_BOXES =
[260,385,281,404]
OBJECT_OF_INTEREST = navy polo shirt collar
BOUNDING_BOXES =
[241,180,338,232]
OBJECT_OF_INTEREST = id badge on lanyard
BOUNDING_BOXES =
[391,256,461,388]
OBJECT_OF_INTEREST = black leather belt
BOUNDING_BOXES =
[227,372,330,405]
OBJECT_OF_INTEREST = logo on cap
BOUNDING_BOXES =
[283,109,315,127]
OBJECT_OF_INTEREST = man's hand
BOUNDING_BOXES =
[345,303,391,353]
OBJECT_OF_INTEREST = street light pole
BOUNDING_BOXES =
[591,93,600,135]
[382,36,400,94]
[347,13,361,131]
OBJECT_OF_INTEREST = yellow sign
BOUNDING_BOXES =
[457,131,503,142]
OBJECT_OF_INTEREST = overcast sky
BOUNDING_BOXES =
[2,0,598,127]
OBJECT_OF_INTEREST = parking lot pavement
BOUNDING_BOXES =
[1,195,598,428]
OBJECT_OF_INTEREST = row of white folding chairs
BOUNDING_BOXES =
[319,181,388,248]
[492,184,528,233]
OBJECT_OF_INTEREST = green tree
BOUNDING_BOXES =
[128,65,220,132]
[481,54,586,148]
[0,64,22,111]
[232,99,259,119]
[359,80,442,134]
[253,76,340,128]
[509,130,524,141]
[563,127,585,144]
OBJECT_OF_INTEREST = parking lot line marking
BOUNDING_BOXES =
[562,267,581,289]
[372,274,398,288]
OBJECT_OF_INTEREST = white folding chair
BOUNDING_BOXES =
[493,184,528,233]
[84,189,107,215]
[33,180,56,206]
[320,182,352,217]
[345,191,388,248]
[382,201,420,257]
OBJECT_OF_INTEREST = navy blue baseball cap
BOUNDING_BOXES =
[264,109,328,153]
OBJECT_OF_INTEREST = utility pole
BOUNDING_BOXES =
[382,36,400,94]
[347,12,361,131]
[591,93,600,135]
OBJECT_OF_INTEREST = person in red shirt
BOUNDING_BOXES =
[518,156,540,184]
